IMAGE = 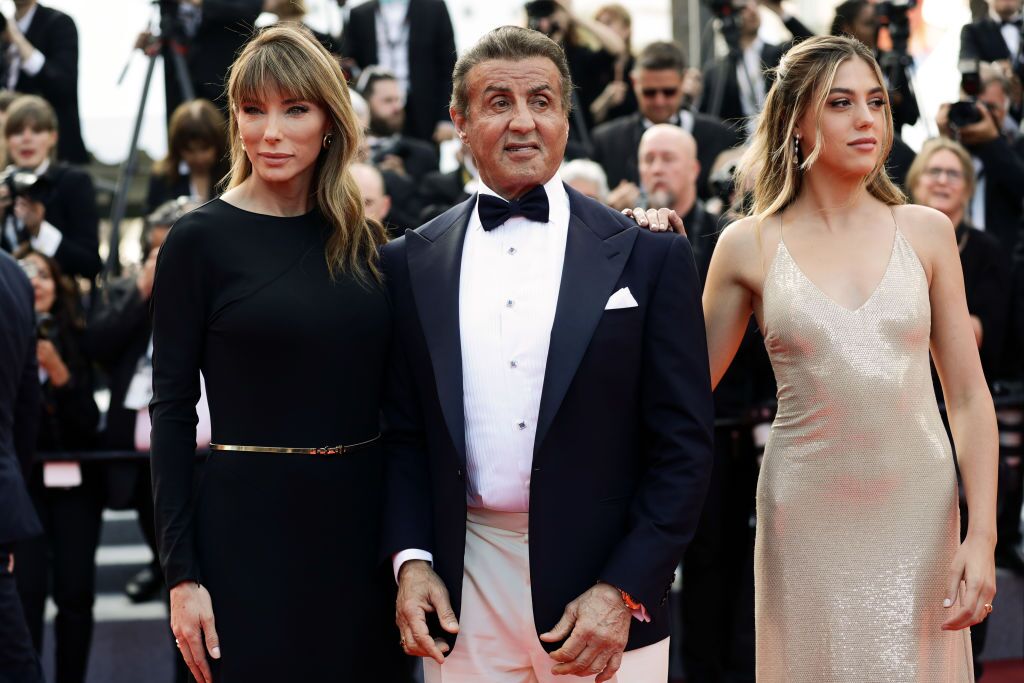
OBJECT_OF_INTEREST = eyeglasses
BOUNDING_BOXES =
[641,87,680,99]
[923,167,964,182]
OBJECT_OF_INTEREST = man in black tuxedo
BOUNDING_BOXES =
[341,0,457,144]
[383,26,714,683]
[1,1,86,164]
[960,0,1023,79]
[0,251,43,683]
[592,41,740,207]
[699,0,786,137]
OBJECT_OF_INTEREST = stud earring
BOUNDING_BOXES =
[322,133,333,150]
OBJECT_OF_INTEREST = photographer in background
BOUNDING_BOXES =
[525,0,627,156]
[146,98,228,213]
[937,63,1024,255]
[357,67,439,182]
[830,0,920,131]
[590,3,638,126]
[959,0,1023,125]
[13,249,99,683]
[698,0,786,137]
[0,95,100,280]
[341,0,457,144]
[0,1,87,164]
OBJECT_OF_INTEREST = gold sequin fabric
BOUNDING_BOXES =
[756,226,974,682]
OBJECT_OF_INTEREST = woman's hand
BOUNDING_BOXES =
[13,196,46,238]
[170,581,221,683]
[37,340,70,387]
[941,534,996,631]
[622,206,686,236]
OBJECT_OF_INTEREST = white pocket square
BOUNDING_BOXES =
[604,287,638,310]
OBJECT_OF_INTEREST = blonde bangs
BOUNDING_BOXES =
[228,40,326,110]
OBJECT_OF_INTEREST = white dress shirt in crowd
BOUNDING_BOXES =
[392,173,570,576]
[993,10,1022,61]
[5,4,45,91]
[375,0,411,96]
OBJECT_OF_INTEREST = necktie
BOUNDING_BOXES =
[478,185,549,231]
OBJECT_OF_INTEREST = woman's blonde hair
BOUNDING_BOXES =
[905,137,975,206]
[736,35,905,221]
[225,23,386,283]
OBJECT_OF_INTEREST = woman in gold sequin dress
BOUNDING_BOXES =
[699,37,998,681]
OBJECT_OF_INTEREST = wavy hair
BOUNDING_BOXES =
[225,24,386,283]
[735,35,905,222]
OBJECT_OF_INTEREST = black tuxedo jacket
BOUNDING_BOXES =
[340,0,457,142]
[970,134,1024,253]
[0,252,42,544]
[959,17,1020,64]
[42,164,101,280]
[699,42,786,133]
[591,111,740,200]
[381,185,715,652]
[14,4,87,164]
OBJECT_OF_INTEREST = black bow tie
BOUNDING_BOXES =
[1001,17,1023,28]
[478,186,549,231]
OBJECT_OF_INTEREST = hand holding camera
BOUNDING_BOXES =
[14,195,46,237]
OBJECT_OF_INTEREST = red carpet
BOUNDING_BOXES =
[982,659,1024,682]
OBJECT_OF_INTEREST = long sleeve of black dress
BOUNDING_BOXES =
[149,212,207,588]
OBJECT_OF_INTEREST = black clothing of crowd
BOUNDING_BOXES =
[0,2,1023,683]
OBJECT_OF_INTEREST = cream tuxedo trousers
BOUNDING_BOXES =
[423,509,670,683]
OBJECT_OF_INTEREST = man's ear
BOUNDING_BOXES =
[451,107,467,142]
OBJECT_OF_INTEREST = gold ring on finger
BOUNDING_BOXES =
[984,603,993,614]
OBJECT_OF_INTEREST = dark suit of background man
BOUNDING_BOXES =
[159,0,263,120]
[699,0,787,137]
[383,26,714,683]
[1,1,87,164]
[0,251,43,683]
[341,0,457,143]
[959,0,1024,79]
[592,40,740,208]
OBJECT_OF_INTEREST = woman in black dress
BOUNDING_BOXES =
[150,24,409,683]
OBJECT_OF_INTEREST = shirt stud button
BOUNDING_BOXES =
[506,299,515,308]
[517,421,526,430]
[510,360,518,369]
[507,247,517,255]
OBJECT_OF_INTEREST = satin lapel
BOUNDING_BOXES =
[406,202,473,465]
[534,207,637,454]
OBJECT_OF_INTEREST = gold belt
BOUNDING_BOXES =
[209,433,381,456]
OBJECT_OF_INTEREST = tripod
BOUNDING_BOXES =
[104,0,194,281]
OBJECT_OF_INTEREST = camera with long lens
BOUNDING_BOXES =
[948,58,984,129]
[525,0,558,35]
[875,0,916,52]
[702,0,745,55]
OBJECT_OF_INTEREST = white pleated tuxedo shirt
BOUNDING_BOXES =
[393,174,570,575]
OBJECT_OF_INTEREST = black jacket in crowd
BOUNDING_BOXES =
[341,0,457,143]
[0,252,41,545]
[956,222,1012,378]
[591,111,741,200]
[42,163,101,280]
[699,41,786,132]
[966,133,1024,254]
[10,4,88,164]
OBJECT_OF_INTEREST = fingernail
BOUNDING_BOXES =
[212,647,221,659]
[943,598,952,607]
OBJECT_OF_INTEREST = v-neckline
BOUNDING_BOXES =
[778,223,900,315]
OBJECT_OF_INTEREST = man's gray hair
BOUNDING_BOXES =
[450,26,574,118]
[561,159,609,201]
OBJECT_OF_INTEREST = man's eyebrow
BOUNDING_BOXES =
[480,84,554,96]
[827,86,885,95]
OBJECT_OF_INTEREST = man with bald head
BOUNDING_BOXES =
[637,124,718,279]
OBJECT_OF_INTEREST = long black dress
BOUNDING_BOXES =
[150,199,409,682]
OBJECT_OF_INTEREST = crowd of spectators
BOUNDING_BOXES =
[0,0,1022,681]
